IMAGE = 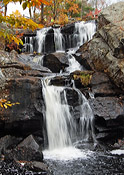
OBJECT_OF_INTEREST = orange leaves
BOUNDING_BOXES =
[38,23,44,28]
[22,0,51,10]
[0,99,20,109]
[58,13,68,25]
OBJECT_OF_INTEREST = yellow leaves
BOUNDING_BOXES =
[73,71,93,87]
[12,10,22,17]
[0,99,20,109]
[58,13,68,25]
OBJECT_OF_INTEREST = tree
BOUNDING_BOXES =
[0,6,43,47]
[88,0,107,9]
[22,0,51,20]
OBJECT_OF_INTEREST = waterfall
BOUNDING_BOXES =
[24,36,34,53]
[32,55,44,66]
[36,27,51,53]
[42,78,95,151]
[23,20,96,54]
[74,21,96,47]
[0,68,4,78]
[65,53,82,73]
[42,79,76,150]
[74,87,95,141]
[53,28,64,51]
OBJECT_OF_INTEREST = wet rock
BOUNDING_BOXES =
[61,23,75,35]
[90,72,124,97]
[0,135,22,156]
[0,160,44,175]
[89,96,124,120]
[18,135,40,150]
[51,75,71,86]
[75,42,92,70]
[83,2,124,90]
[24,161,49,173]
[5,135,43,162]
[0,76,44,137]
[43,52,69,73]
[44,28,55,53]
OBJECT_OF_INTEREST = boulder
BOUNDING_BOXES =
[0,76,44,137]
[24,161,49,173]
[61,23,75,35]
[43,52,69,73]
[0,50,45,141]
[4,135,43,162]
[85,2,124,90]
[0,135,22,156]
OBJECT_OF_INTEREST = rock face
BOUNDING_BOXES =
[76,2,124,144]
[0,50,48,169]
[87,2,124,90]
[0,3,124,166]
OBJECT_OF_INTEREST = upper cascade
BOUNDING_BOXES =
[23,20,96,54]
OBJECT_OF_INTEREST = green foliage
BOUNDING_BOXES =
[73,71,93,87]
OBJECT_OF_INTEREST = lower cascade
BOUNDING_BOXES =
[42,78,95,159]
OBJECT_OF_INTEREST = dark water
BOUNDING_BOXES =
[45,150,124,175]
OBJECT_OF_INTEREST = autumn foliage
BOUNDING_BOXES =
[0,0,99,48]
[0,98,20,109]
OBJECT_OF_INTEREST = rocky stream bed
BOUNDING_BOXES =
[0,2,124,174]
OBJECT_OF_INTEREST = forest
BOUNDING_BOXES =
[0,0,105,48]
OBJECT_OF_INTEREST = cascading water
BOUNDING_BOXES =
[37,27,51,53]
[53,28,64,52]
[65,51,83,73]
[23,20,96,54]
[22,20,97,162]
[42,79,75,150]
[24,36,34,53]
[42,77,95,160]
[74,21,96,47]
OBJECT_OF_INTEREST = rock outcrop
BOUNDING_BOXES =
[0,50,48,171]
[78,2,124,90]
[76,2,124,144]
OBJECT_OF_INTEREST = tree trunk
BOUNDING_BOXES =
[4,4,7,16]
[95,0,98,9]
[41,3,44,23]
[29,8,32,19]
[33,6,36,20]
[53,0,56,20]
[81,0,83,19]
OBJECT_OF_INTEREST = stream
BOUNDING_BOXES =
[23,20,124,175]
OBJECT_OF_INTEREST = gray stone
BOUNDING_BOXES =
[18,135,39,151]
[89,96,124,120]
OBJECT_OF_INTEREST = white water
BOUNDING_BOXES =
[42,78,95,160]
[34,20,96,161]
[42,79,75,150]
[53,28,64,51]
[29,37,33,53]
[65,51,82,73]
[0,68,4,78]
[111,149,124,155]
[74,21,96,47]
[24,37,33,53]
[37,27,51,53]
[24,20,96,54]
[74,87,95,141]
[32,55,44,65]
[43,147,93,161]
